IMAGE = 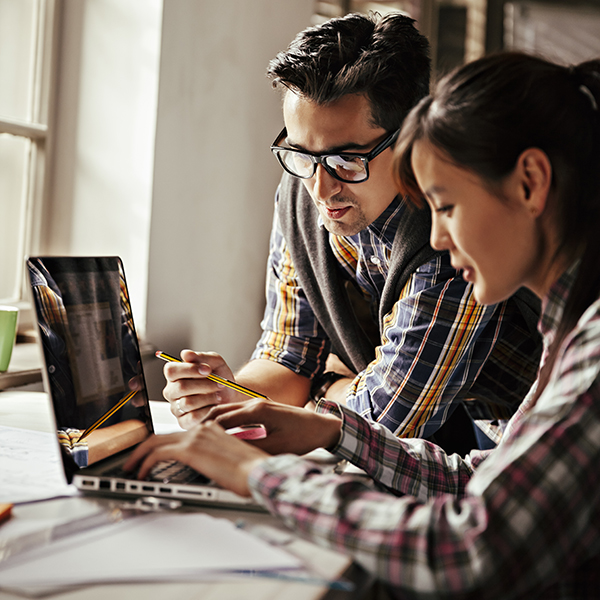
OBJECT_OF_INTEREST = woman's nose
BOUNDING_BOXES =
[430,213,451,251]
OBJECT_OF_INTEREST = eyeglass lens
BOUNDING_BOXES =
[278,151,367,182]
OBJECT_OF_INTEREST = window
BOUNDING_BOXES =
[0,0,57,314]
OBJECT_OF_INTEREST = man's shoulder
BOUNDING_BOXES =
[276,173,316,232]
[277,172,309,206]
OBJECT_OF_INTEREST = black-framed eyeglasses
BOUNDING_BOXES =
[270,127,400,184]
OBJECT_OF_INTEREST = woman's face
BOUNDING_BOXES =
[411,139,546,305]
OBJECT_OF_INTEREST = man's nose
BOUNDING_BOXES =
[312,164,343,201]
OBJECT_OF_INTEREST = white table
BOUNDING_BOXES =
[0,390,370,599]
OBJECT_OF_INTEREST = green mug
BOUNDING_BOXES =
[0,306,19,372]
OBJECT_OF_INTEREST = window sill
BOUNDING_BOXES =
[0,342,43,391]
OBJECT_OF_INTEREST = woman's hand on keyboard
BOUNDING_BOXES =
[123,421,268,497]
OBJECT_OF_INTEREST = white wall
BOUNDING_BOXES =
[144,1,313,396]
[46,0,162,329]
[46,0,313,399]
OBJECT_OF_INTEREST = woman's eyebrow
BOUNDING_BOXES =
[423,185,446,199]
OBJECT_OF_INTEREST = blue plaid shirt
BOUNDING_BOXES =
[252,193,535,439]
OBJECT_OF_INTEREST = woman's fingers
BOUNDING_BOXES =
[123,423,268,497]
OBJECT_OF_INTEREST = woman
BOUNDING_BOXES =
[125,53,600,599]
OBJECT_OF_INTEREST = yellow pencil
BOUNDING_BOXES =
[155,351,268,400]
[78,389,138,441]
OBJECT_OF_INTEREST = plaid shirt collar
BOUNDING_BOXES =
[539,260,580,348]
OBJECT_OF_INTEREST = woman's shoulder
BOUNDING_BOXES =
[545,295,600,407]
[567,294,600,354]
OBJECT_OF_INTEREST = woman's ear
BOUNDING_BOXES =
[515,148,552,217]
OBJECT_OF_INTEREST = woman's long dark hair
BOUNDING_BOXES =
[393,52,600,401]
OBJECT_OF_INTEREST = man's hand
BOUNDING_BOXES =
[163,352,316,429]
[123,422,268,497]
[203,398,343,456]
[162,350,245,429]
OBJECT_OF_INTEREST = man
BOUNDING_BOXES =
[163,12,541,451]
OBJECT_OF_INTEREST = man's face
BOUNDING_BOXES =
[282,92,399,236]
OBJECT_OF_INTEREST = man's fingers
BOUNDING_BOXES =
[163,361,206,382]
[170,393,220,415]
[177,406,214,430]
[180,348,199,363]
[180,350,234,378]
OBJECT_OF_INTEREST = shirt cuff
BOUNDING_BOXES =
[315,397,343,417]
[315,399,380,466]
[247,400,372,511]
[247,454,325,512]
[314,398,347,452]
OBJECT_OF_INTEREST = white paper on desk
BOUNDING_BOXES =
[0,512,302,590]
[149,400,184,434]
[0,426,74,504]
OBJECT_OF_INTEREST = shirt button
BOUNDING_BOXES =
[370,256,381,265]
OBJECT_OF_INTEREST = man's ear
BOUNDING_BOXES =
[515,148,552,217]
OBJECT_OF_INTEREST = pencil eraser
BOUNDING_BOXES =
[226,425,267,440]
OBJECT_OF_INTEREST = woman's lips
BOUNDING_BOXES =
[461,267,475,282]
[452,260,474,283]
[324,205,351,220]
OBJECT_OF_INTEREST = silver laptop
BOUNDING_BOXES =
[26,256,258,509]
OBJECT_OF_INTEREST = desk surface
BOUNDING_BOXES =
[0,390,369,600]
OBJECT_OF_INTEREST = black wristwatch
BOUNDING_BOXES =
[310,371,346,401]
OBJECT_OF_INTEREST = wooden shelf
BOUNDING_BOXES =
[0,343,43,391]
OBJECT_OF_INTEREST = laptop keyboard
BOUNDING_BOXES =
[105,460,210,485]
[149,460,210,484]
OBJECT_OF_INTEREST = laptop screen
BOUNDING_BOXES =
[27,257,153,481]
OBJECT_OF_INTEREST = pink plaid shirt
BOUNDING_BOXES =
[248,262,600,599]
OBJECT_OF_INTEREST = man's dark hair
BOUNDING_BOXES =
[267,12,431,132]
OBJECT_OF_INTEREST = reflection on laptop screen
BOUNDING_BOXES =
[27,257,153,479]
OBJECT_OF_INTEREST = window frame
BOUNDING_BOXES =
[0,0,59,332]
